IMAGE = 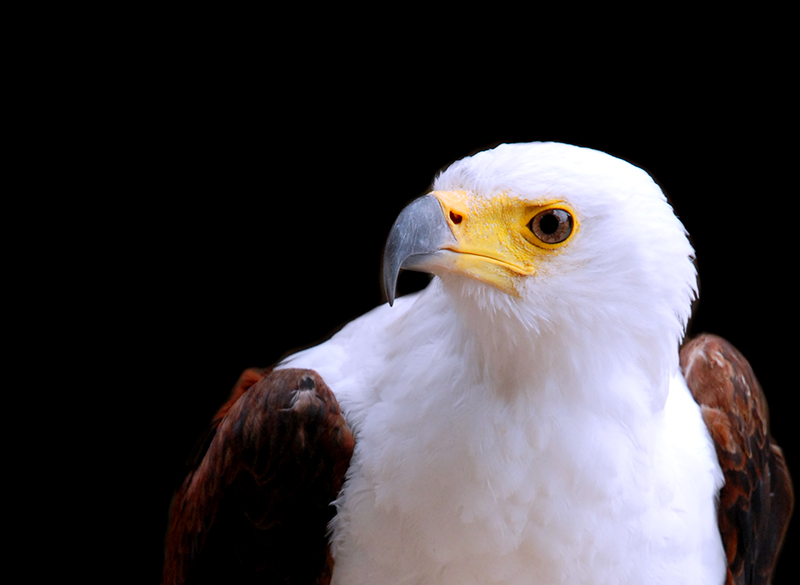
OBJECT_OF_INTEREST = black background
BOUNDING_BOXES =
[66,22,796,583]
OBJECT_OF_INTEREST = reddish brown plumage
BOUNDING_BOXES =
[162,368,354,585]
[681,334,793,585]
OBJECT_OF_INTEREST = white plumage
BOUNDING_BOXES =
[279,142,727,584]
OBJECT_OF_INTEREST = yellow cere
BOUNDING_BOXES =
[431,190,579,296]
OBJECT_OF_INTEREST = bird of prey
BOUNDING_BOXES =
[163,142,792,584]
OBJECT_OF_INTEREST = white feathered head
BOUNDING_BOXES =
[383,142,697,398]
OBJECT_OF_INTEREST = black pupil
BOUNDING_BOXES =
[539,212,560,235]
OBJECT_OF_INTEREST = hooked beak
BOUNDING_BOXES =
[381,194,456,306]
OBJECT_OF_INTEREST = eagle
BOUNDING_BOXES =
[163,142,792,584]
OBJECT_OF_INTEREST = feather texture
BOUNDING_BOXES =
[162,368,354,584]
[681,334,793,585]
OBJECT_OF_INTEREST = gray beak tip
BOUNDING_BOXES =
[380,194,455,306]
[382,272,397,307]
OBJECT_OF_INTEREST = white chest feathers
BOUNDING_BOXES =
[280,295,726,585]
[327,372,725,585]
[312,362,724,585]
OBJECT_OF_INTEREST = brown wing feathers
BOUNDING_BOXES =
[162,368,355,585]
[681,334,793,585]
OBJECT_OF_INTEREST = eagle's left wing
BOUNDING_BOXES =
[681,334,793,585]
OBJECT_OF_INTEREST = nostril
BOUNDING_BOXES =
[449,211,463,224]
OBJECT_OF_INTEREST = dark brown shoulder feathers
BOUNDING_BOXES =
[162,368,354,585]
[681,333,793,585]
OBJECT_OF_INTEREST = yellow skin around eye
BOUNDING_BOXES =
[430,190,580,296]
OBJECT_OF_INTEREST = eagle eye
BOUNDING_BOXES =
[528,209,573,244]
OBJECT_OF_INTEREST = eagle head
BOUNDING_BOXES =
[382,142,697,398]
